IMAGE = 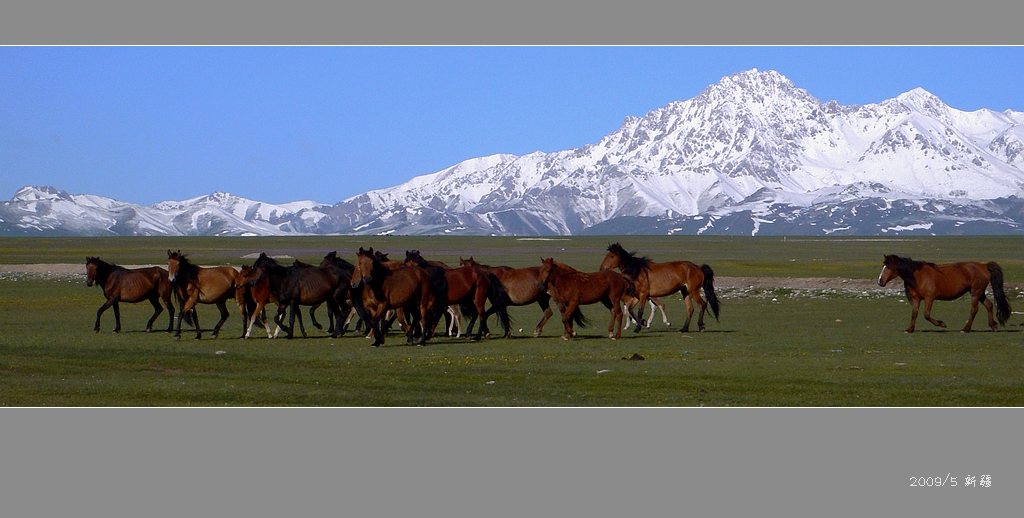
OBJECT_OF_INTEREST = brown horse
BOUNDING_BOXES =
[86,257,175,333]
[536,258,631,340]
[460,257,558,338]
[167,250,240,340]
[599,243,720,333]
[351,247,443,347]
[406,251,511,340]
[877,254,1011,333]
[235,264,282,339]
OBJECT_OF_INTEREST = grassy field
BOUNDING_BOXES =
[1,235,1023,406]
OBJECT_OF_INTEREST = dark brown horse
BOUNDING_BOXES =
[536,258,631,340]
[167,250,240,340]
[459,257,558,338]
[599,243,720,333]
[877,254,1011,333]
[351,247,443,347]
[86,257,175,333]
[248,253,350,339]
[406,251,511,340]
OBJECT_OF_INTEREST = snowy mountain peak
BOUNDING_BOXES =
[12,186,69,202]
[5,70,1024,237]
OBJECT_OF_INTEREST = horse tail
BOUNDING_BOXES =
[988,262,1011,326]
[485,273,513,337]
[701,264,720,321]
[570,306,589,329]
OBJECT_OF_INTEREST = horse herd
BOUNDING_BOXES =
[83,243,1014,345]
[83,243,723,346]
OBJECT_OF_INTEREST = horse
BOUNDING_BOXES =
[877,254,1011,333]
[459,257,559,338]
[406,251,511,341]
[248,253,350,339]
[599,243,720,333]
[85,257,175,333]
[351,247,443,347]
[167,250,240,340]
[235,264,283,339]
[535,258,631,340]
[318,251,367,336]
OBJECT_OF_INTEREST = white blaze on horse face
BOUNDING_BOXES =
[877,265,889,286]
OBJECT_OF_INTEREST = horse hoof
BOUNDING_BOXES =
[211,334,218,340]
[145,328,153,333]
[174,336,181,341]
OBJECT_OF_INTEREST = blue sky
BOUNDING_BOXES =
[2,46,1023,205]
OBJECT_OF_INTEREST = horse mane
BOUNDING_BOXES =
[607,243,651,278]
[885,255,936,292]
[168,250,200,286]
[322,251,354,273]
[86,256,122,285]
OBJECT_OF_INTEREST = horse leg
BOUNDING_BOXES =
[905,297,921,333]
[613,298,623,339]
[112,301,122,333]
[980,294,998,331]
[94,297,117,332]
[679,295,695,333]
[309,303,323,331]
[560,301,579,340]
[211,301,230,339]
[146,295,163,332]
[922,297,945,329]
[690,289,708,332]
[962,291,983,333]
[534,296,554,338]
[653,297,670,326]
[294,301,308,338]
[165,296,175,332]
[632,293,648,333]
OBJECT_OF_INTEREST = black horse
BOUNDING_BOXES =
[249,253,349,339]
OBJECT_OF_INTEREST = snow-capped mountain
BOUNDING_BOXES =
[5,69,1024,236]
[0,186,331,236]
[316,69,1024,236]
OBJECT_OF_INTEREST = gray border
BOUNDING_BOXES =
[1,1,1022,45]
[3,1,1023,516]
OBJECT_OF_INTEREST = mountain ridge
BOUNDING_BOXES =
[5,69,1024,236]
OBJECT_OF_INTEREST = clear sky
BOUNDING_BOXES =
[2,46,1023,205]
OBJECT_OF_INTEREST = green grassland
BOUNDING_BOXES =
[1,235,1023,406]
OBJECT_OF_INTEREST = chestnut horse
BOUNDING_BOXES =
[459,257,559,338]
[406,250,511,340]
[86,257,175,333]
[167,250,240,340]
[599,243,720,333]
[536,258,631,340]
[877,254,1011,333]
[351,247,443,347]
[235,264,282,339]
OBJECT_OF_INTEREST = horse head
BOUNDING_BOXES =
[85,256,101,287]
[878,254,902,287]
[536,257,555,292]
[404,249,426,267]
[166,250,184,283]
[459,256,476,268]
[352,247,376,289]
[599,244,624,271]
